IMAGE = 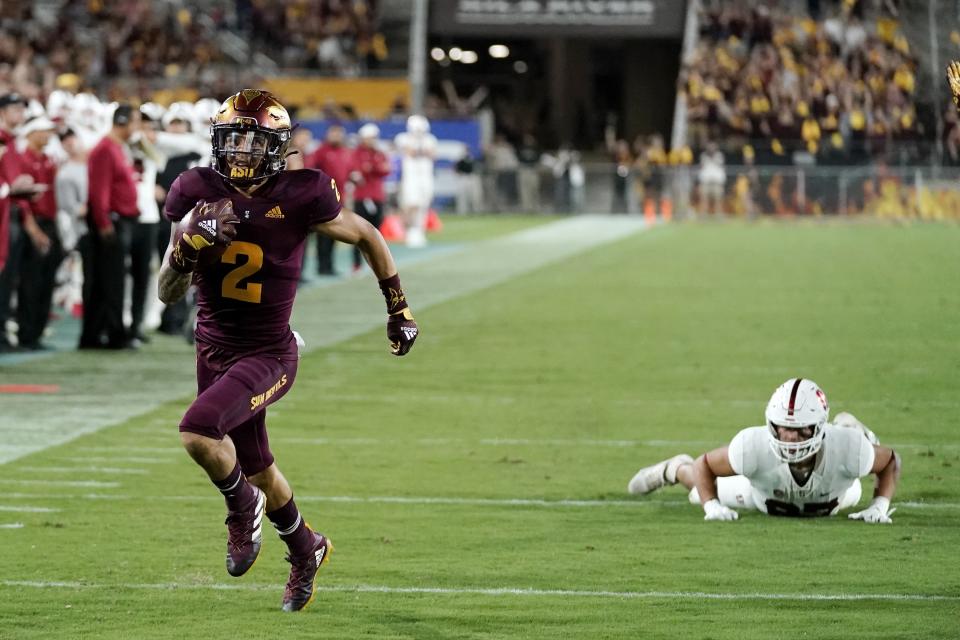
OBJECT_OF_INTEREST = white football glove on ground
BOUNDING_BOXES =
[703,499,739,521]
[848,497,895,524]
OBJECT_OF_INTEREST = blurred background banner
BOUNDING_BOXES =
[430,0,687,38]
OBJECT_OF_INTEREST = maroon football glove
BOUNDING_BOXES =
[379,274,418,356]
[168,198,239,273]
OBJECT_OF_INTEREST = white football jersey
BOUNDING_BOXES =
[394,132,437,183]
[727,423,875,517]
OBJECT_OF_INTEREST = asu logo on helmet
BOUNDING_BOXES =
[210,89,293,185]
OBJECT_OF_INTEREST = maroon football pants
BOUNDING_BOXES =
[179,338,299,476]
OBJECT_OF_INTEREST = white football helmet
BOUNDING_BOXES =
[359,123,380,139]
[193,97,222,132]
[162,101,195,130]
[46,90,74,121]
[406,114,429,134]
[765,378,829,463]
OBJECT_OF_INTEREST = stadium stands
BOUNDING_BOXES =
[0,0,386,104]
[684,0,920,165]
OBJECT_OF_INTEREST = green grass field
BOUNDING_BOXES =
[1,218,959,639]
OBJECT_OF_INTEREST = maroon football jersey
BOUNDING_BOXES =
[165,167,342,351]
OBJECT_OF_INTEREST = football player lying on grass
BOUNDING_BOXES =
[627,378,900,523]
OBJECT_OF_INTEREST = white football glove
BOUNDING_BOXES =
[848,497,896,524]
[703,499,739,521]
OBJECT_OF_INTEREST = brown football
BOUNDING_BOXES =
[174,198,234,269]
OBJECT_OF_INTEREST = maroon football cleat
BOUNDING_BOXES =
[225,486,266,577]
[281,529,333,612]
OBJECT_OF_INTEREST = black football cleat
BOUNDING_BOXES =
[281,529,333,612]
[225,486,265,577]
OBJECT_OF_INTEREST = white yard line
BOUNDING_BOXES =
[0,523,24,529]
[0,505,59,512]
[0,216,649,466]
[57,456,174,465]
[261,435,955,451]
[0,479,120,488]
[0,579,955,602]
[1,492,957,510]
[74,446,182,454]
[15,466,149,475]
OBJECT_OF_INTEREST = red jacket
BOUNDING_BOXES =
[306,143,352,193]
[87,136,138,231]
[351,145,390,202]
[0,127,23,269]
[18,146,57,221]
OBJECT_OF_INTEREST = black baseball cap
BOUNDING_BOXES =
[0,93,28,109]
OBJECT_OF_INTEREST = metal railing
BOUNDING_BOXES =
[447,163,960,220]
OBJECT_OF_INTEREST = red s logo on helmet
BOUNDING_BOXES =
[815,389,828,411]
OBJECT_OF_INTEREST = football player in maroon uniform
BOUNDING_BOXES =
[158,89,419,612]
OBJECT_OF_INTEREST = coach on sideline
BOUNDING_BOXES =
[79,104,141,349]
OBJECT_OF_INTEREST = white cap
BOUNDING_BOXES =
[18,116,56,137]
[24,99,47,121]
[358,123,380,139]
[140,102,166,123]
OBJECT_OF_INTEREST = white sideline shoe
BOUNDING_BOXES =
[405,227,428,248]
[627,454,694,495]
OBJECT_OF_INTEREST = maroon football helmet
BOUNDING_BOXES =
[211,89,293,185]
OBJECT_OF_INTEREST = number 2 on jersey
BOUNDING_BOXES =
[221,241,263,303]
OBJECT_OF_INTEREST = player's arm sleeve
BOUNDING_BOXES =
[726,428,757,477]
[855,432,876,477]
[306,173,344,227]
[162,174,196,223]
[87,145,113,231]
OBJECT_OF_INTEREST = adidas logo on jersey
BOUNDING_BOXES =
[198,219,217,236]
[265,205,284,219]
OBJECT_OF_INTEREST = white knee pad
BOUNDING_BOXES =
[688,476,757,510]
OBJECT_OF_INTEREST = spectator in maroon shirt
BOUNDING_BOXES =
[306,124,351,276]
[0,92,43,352]
[79,104,142,349]
[15,117,61,350]
[349,123,390,272]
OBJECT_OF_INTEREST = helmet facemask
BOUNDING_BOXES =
[767,421,825,463]
[212,125,290,185]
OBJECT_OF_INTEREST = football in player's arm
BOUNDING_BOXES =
[157,89,418,613]
[628,379,901,524]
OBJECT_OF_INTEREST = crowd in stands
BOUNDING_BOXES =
[683,0,921,165]
[0,0,384,105]
[243,0,386,74]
